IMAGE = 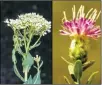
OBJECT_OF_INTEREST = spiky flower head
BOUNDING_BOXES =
[4,13,51,36]
[60,5,101,62]
[60,5,101,40]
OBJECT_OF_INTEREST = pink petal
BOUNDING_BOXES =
[59,30,70,35]
[64,21,71,28]
[76,28,80,34]
[63,21,73,33]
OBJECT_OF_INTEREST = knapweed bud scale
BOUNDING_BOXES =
[69,38,88,63]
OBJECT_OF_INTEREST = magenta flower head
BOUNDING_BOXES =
[60,5,101,84]
[60,5,101,40]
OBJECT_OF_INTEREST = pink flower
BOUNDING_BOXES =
[60,5,101,39]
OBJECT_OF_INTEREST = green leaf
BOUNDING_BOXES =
[68,64,77,82]
[12,49,24,82]
[39,61,43,68]
[33,71,41,84]
[86,71,98,84]
[30,42,41,50]
[22,52,34,72]
[74,60,82,83]
[30,35,42,50]
[24,71,41,84]
[24,75,33,84]
[13,65,24,82]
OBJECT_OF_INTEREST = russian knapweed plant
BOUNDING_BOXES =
[60,5,101,84]
[4,13,51,84]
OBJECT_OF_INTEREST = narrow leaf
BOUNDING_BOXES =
[30,42,41,50]
[33,71,41,84]
[64,76,70,84]
[86,71,98,84]
[13,65,24,82]
[61,56,73,65]
[39,61,43,68]
[83,60,95,71]
[24,75,33,84]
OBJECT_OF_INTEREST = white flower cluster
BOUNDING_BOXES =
[4,13,51,36]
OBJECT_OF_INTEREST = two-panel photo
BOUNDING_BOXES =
[0,0,102,85]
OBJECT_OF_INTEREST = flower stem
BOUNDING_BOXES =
[30,35,42,50]
[77,79,80,84]
[24,70,28,82]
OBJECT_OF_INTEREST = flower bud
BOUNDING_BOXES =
[69,38,88,63]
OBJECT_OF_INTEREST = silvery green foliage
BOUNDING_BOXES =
[4,12,50,84]
[23,55,43,84]
[24,71,41,84]
[22,53,34,73]
[4,13,51,36]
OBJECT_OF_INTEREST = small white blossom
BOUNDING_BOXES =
[4,19,9,24]
[4,13,51,36]
[34,55,41,63]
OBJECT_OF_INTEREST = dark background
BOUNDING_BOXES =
[0,1,52,84]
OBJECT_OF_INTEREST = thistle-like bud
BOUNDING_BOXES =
[69,38,88,63]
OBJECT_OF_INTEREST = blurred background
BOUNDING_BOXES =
[53,1,101,84]
[0,1,52,84]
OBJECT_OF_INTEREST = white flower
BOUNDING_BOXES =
[34,55,41,63]
[4,19,9,24]
[4,13,51,36]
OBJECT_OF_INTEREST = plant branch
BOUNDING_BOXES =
[30,35,42,50]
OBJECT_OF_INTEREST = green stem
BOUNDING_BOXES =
[24,31,33,81]
[26,36,32,54]
[24,70,28,82]
[30,35,42,50]
[77,78,80,84]
[25,30,33,54]
[24,29,27,53]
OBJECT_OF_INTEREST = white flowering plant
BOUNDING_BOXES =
[4,13,51,84]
